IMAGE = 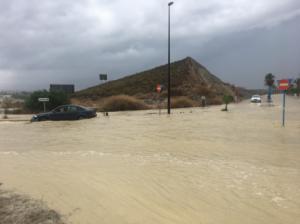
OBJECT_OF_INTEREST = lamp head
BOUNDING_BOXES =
[168,2,174,6]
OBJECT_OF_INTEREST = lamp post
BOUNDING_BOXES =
[167,1,174,114]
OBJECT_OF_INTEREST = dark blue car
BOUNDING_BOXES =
[31,105,97,121]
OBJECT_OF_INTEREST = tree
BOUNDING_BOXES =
[25,90,70,112]
[295,76,300,97]
[2,97,12,119]
[264,73,275,102]
[222,95,234,111]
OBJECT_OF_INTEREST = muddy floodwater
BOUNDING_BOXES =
[1,95,300,224]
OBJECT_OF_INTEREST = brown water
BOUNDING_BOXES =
[1,95,300,224]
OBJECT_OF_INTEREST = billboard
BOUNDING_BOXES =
[99,74,108,81]
[50,84,75,94]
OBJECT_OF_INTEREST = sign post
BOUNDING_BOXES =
[38,98,49,112]
[156,84,163,115]
[277,79,291,127]
[282,90,286,127]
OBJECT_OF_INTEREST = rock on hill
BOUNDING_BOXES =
[73,57,239,105]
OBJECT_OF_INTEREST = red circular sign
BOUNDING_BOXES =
[278,79,289,91]
[156,84,162,93]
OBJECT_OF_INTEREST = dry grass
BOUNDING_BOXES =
[0,188,66,224]
[101,95,149,112]
[72,57,254,108]
[208,97,223,105]
[70,97,98,108]
[73,57,238,103]
[171,97,197,108]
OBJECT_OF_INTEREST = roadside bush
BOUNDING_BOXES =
[192,85,213,96]
[101,95,148,112]
[171,96,196,108]
[209,97,223,105]
[222,95,234,111]
[0,188,65,224]
[25,90,70,112]
[1,97,13,118]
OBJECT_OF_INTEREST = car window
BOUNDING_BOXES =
[76,106,85,111]
[68,106,78,112]
[54,106,64,113]
[63,106,68,112]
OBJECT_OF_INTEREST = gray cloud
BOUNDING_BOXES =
[0,0,299,90]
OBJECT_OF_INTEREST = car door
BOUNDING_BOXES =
[50,106,67,120]
[66,106,79,120]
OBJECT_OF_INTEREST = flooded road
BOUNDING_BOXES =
[1,95,300,224]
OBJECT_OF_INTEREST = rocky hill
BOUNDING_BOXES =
[73,57,245,106]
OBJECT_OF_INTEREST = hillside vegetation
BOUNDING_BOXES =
[72,57,251,110]
[101,95,149,112]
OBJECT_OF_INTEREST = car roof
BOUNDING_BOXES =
[54,104,86,109]
[57,104,83,107]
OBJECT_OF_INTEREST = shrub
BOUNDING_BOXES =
[223,95,234,104]
[25,90,70,112]
[1,97,13,118]
[101,95,148,112]
[171,96,196,108]
[70,97,97,108]
[209,97,223,105]
[192,85,212,96]
[222,95,234,111]
[0,188,65,224]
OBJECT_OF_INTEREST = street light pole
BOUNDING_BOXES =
[167,1,174,114]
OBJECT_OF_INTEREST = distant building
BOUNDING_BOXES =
[50,84,75,94]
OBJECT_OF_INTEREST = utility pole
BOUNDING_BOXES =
[167,1,174,114]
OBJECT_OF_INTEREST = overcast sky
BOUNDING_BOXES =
[0,0,300,91]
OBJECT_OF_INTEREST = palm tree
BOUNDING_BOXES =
[264,73,275,102]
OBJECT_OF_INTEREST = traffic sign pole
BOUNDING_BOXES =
[277,79,291,127]
[156,84,163,115]
[38,98,49,112]
[282,90,286,127]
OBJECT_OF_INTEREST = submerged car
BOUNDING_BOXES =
[31,105,97,121]
[250,95,261,103]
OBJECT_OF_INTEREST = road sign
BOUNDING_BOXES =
[156,84,162,93]
[38,98,49,112]
[156,84,163,115]
[277,79,293,127]
[99,74,108,81]
[38,98,49,102]
[277,79,290,91]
